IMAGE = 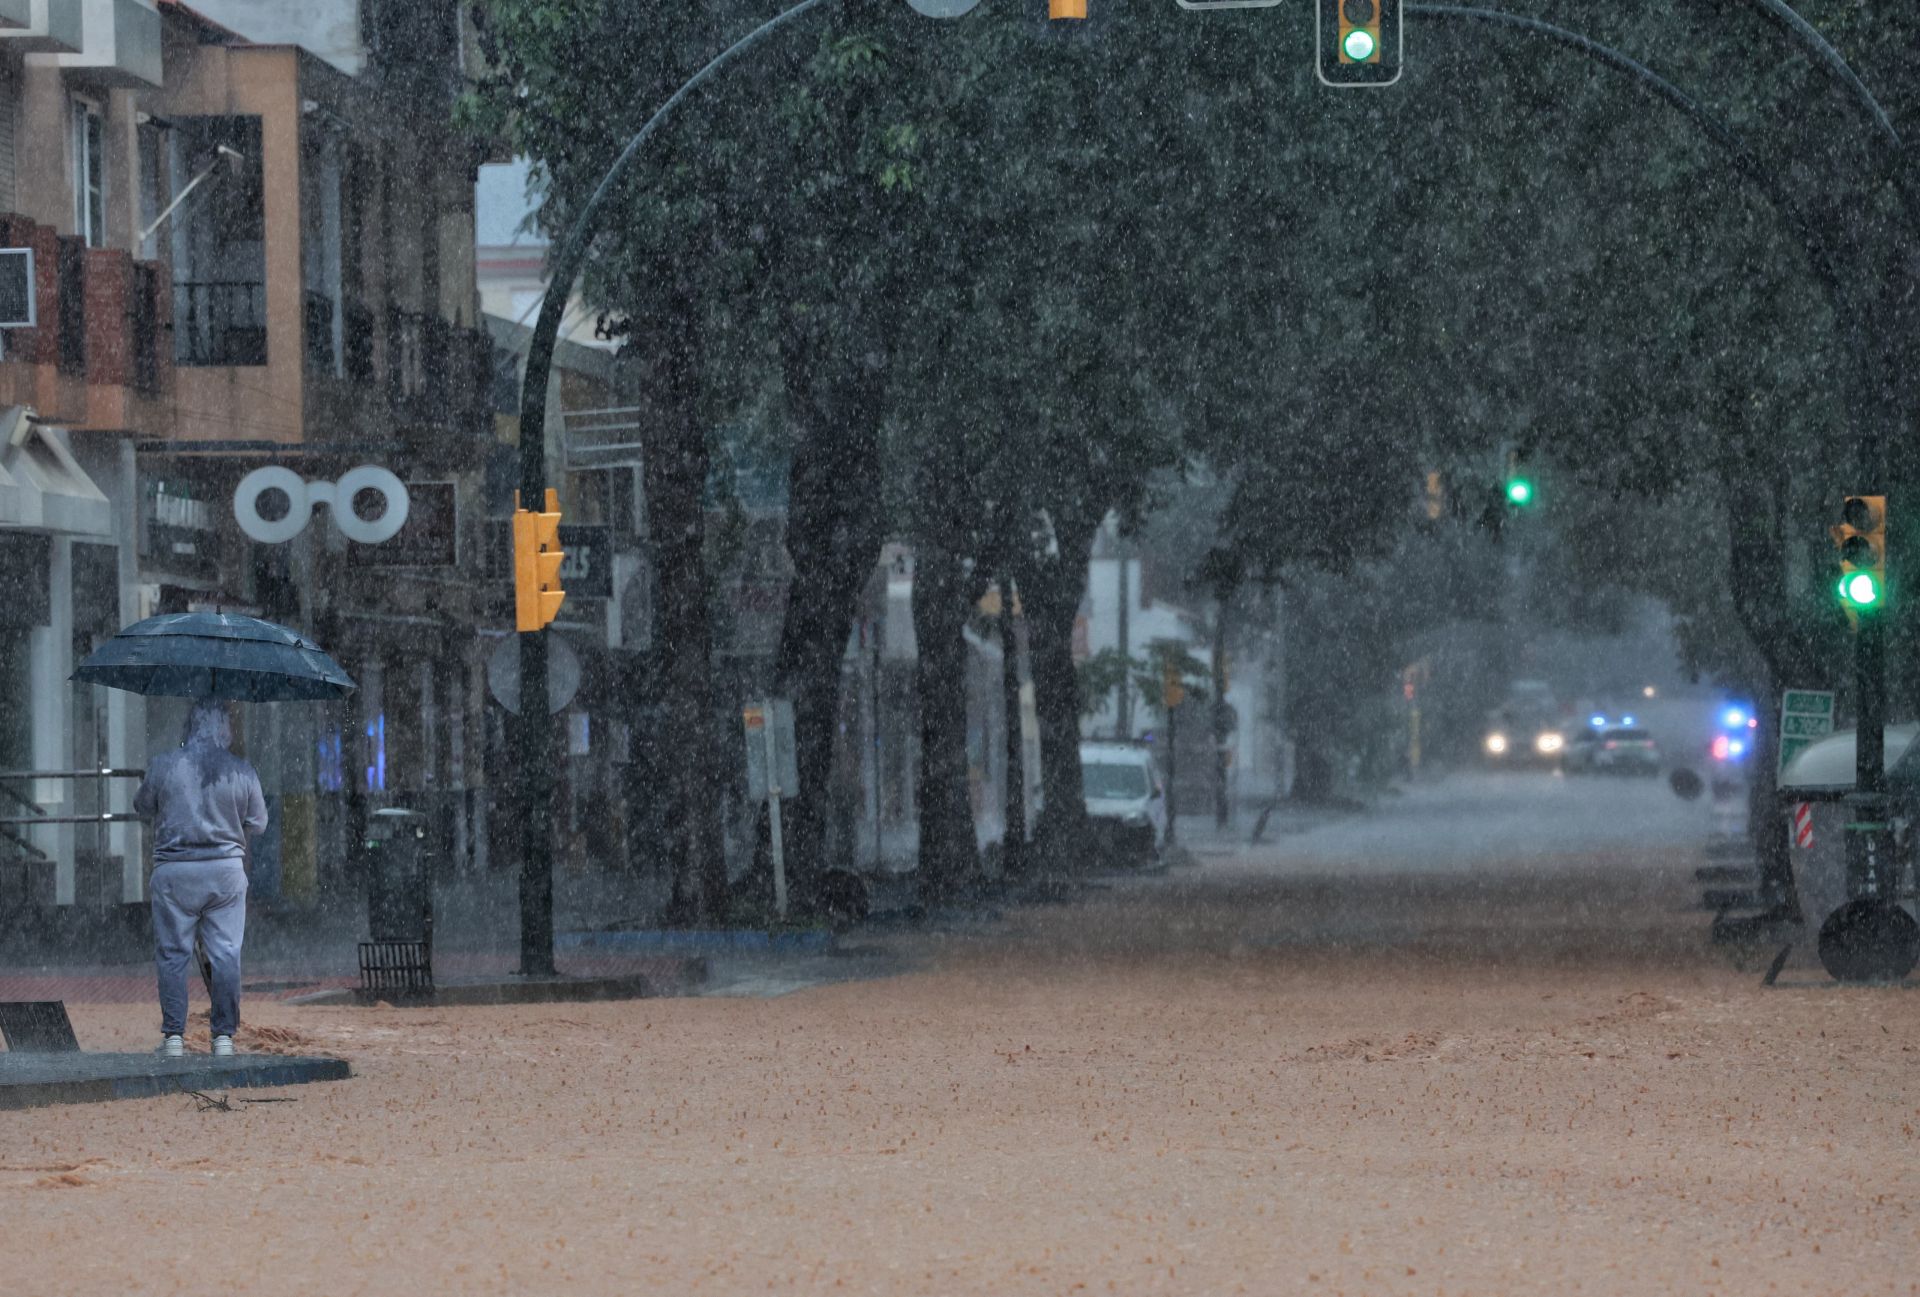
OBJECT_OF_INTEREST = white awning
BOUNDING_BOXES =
[1780,724,1920,794]
[0,423,111,536]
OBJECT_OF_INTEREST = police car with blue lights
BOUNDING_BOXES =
[1561,713,1662,776]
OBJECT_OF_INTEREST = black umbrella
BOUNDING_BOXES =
[71,612,355,701]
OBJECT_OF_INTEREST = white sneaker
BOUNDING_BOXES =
[211,1035,235,1058]
[159,1034,185,1058]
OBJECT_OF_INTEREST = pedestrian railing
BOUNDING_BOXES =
[0,763,145,905]
[0,768,146,827]
[0,777,47,862]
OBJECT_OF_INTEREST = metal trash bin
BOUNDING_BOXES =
[359,807,434,995]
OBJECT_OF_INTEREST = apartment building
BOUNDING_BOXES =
[0,0,498,924]
[0,0,168,918]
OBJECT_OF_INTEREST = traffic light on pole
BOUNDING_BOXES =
[1317,0,1400,87]
[1831,494,1887,619]
[513,488,566,632]
[1503,450,1535,508]
[1162,659,1186,710]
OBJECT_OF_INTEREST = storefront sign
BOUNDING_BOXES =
[234,465,410,545]
[556,524,612,599]
[142,479,219,581]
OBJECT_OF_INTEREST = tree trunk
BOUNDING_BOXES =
[1723,456,1827,922]
[998,585,1028,877]
[633,279,727,925]
[911,537,979,899]
[768,324,887,911]
[1020,507,1101,874]
[1211,596,1233,829]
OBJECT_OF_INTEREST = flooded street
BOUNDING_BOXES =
[6,774,1916,1295]
[0,2,1911,1291]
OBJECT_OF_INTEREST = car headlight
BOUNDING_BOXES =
[1535,732,1564,755]
[1123,812,1151,827]
[1485,733,1509,755]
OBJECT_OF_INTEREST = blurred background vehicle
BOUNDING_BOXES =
[1079,741,1166,865]
[1563,717,1661,776]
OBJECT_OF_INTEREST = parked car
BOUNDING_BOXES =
[1563,725,1661,775]
[1079,742,1166,864]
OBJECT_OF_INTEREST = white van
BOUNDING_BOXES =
[1079,741,1167,864]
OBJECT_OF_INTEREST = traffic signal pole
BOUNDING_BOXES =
[1850,614,1891,899]
[508,0,833,976]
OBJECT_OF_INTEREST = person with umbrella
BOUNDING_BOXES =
[133,698,267,1057]
[74,610,355,1058]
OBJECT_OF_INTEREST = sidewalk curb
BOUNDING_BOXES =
[559,929,835,955]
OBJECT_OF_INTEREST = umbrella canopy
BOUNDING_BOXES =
[1778,723,1920,796]
[71,612,355,701]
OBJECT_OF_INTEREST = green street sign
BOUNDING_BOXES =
[1778,688,1835,779]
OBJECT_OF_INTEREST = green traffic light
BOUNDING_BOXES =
[1343,28,1376,60]
[1505,478,1534,507]
[1839,571,1882,609]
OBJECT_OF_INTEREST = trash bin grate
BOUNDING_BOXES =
[357,940,433,995]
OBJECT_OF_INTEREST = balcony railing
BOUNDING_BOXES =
[175,281,266,366]
[55,237,84,374]
[381,308,493,441]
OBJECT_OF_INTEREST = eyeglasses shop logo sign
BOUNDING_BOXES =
[234,466,411,545]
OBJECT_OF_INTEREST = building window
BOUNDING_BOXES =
[169,116,267,366]
[71,98,104,247]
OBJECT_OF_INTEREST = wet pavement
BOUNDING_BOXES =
[4,770,1915,1295]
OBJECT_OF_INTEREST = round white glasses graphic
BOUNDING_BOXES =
[234,465,411,545]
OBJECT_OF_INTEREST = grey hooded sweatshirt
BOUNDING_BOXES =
[133,701,268,866]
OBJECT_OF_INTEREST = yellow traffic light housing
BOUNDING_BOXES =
[513,488,566,632]
[1831,494,1887,623]
[1318,0,1400,86]
[1162,659,1185,710]
[1340,0,1381,62]
[1049,0,1085,18]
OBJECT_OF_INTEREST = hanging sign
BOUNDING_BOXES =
[234,465,410,545]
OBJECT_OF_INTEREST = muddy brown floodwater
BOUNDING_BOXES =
[3,840,1917,1296]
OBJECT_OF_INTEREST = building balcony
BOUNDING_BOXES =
[0,0,82,53]
[386,307,490,446]
[34,0,161,87]
[0,215,169,428]
[175,281,266,367]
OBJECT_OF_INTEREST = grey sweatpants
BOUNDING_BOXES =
[150,859,248,1038]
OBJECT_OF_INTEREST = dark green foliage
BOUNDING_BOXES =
[470,0,1917,878]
